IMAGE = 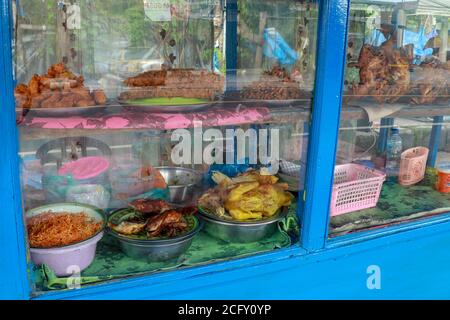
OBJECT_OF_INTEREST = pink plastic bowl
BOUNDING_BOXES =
[26,203,106,277]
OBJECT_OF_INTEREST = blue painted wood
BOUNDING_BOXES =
[225,0,238,93]
[34,218,450,300]
[328,211,450,248]
[1,0,449,300]
[428,116,444,167]
[301,0,350,251]
[0,0,31,300]
[378,118,394,152]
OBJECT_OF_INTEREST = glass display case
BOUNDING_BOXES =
[330,0,450,237]
[11,0,318,295]
[2,0,450,300]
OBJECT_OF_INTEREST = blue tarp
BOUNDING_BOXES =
[263,28,299,66]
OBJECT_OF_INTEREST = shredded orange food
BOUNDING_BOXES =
[27,211,102,248]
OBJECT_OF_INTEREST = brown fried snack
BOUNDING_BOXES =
[120,69,224,101]
[76,99,96,107]
[15,93,31,109]
[124,70,167,87]
[15,83,30,95]
[14,62,107,109]
[28,75,41,96]
[40,92,62,108]
[93,90,107,105]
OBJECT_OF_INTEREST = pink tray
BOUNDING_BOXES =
[58,156,110,180]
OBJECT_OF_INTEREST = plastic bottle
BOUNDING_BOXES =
[386,127,403,180]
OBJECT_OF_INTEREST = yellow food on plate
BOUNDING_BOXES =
[198,169,294,221]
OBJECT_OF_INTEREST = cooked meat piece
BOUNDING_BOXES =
[15,93,31,109]
[28,75,41,96]
[93,90,107,105]
[57,93,77,108]
[124,70,167,87]
[129,199,171,215]
[14,63,106,109]
[15,83,30,96]
[146,210,184,237]
[40,92,62,108]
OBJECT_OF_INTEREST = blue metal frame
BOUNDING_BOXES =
[2,0,450,299]
[428,116,444,167]
[225,0,238,93]
[301,0,350,251]
[378,118,394,152]
[0,0,31,300]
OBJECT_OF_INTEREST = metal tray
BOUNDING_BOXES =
[198,205,287,224]
[18,104,110,118]
[198,206,288,243]
[117,99,218,113]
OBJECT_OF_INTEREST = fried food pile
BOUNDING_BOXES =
[109,199,197,238]
[27,211,102,248]
[349,38,449,105]
[198,170,294,221]
[350,39,412,103]
[15,63,107,109]
[119,69,224,101]
[409,60,450,104]
[242,65,305,100]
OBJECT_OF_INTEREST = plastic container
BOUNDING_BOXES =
[331,164,386,216]
[436,167,450,193]
[43,157,111,203]
[66,184,111,210]
[386,127,403,179]
[27,203,106,277]
[58,156,110,180]
[107,209,202,262]
[398,147,429,186]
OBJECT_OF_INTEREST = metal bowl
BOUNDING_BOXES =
[198,207,288,243]
[155,167,202,204]
[107,211,202,262]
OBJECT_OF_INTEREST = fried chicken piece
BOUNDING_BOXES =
[57,92,77,108]
[47,63,66,77]
[30,91,52,108]
[93,89,107,105]
[350,41,411,103]
[15,93,31,109]
[16,62,107,109]
[69,87,93,100]
[15,83,30,95]
[145,210,184,237]
[40,92,62,108]
[28,75,41,96]
[129,199,171,215]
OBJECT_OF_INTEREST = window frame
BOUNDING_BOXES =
[3,0,449,300]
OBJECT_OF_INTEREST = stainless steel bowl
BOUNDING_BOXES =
[108,213,202,262]
[156,167,202,204]
[198,208,288,243]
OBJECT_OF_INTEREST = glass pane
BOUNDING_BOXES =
[330,0,450,237]
[13,0,318,294]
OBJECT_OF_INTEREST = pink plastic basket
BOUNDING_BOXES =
[398,147,429,186]
[331,164,386,217]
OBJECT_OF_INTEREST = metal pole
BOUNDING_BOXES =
[301,0,351,251]
[0,0,30,299]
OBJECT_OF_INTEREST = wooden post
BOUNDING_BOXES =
[254,12,267,69]
[396,9,406,48]
[440,17,448,63]
[56,6,69,64]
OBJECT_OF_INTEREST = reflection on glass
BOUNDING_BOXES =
[13,0,319,294]
[331,0,450,237]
